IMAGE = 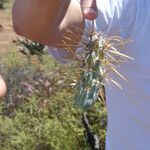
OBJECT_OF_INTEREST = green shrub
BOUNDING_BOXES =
[0,42,107,150]
[0,0,8,9]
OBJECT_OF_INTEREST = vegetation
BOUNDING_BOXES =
[0,48,107,150]
[0,0,8,9]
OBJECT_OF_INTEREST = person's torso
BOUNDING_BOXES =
[94,0,150,149]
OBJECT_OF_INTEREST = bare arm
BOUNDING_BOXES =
[12,0,84,50]
[0,76,7,98]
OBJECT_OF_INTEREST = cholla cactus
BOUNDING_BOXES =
[75,33,106,110]
[62,23,133,111]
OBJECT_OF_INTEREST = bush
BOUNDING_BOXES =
[0,0,8,9]
[0,42,107,149]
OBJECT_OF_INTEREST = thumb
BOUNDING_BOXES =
[80,0,98,21]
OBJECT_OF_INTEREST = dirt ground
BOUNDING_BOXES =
[0,8,16,54]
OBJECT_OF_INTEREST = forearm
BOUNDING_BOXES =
[12,0,84,49]
[12,0,69,42]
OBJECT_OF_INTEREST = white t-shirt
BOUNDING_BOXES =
[95,0,150,150]
[49,0,150,149]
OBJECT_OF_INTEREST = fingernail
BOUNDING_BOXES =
[83,8,98,20]
[83,8,97,15]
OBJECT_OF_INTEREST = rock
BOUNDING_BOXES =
[20,82,34,94]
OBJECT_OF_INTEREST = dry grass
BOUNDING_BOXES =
[0,0,16,54]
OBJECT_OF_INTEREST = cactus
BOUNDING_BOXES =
[68,23,133,111]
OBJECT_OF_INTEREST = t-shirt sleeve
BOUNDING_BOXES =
[48,47,72,64]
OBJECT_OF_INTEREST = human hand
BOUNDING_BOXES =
[80,0,98,20]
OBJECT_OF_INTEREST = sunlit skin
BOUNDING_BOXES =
[0,76,7,99]
[12,0,98,51]
[12,0,84,50]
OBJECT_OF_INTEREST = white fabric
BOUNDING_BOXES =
[48,0,150,149]
[93,0,150,150]
[48,47,71,64]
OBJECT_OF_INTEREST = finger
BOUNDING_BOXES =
[80,0,98,21]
